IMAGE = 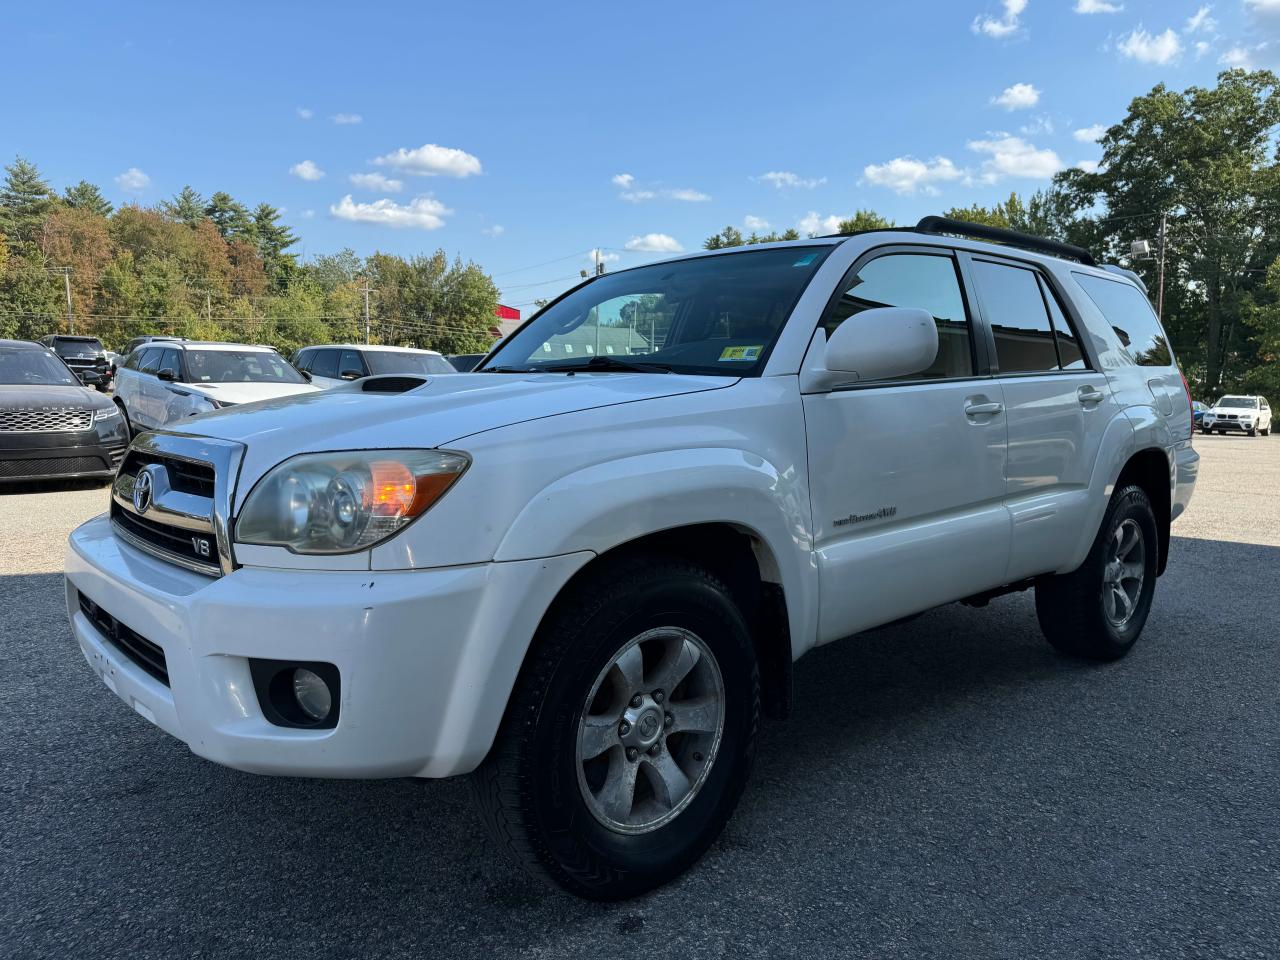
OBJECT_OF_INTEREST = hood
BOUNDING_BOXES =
[183,381,319,406]
[177,371,733,458]
[0,383,110,411]
[1208,406,1254,415]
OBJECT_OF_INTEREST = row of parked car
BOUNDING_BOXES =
[0,334,490,483]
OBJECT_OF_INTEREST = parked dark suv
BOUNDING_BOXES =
[39,335,111,392]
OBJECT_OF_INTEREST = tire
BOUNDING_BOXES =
[1248,427,1257,437]
[471,553,760,900]
[115,400,133,439]
[1035,485,1159,662]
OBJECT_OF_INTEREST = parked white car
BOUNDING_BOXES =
[1201,395,1271,436]
[291,343,456,388]
[66,217,1198,900]
[113,342,318,433]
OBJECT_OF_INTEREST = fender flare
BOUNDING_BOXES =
[493,447,818,658]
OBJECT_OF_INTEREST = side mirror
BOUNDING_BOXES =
[157,368,177,382]
[81,370,102,385]
[299,369,313,382]
[800,307,938,393]
[339,369,363,381]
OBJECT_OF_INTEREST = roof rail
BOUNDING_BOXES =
[914,215,1097,267]
[1102,264,1148,293]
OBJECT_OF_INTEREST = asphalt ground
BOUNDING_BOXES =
[2,433,1277,959]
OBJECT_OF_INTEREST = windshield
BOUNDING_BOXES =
[365,351,456,376]
[184,350,308,384]
[51,338,104,358]
[1216,397,1257,408]
[482,246,833,376]
[0,349,80,386]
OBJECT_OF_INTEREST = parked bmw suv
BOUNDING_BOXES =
[66,217,1197,899]
[114,342,318,434]
[1201,395,1271,436]
[0,339,128,482]
[39,335,112,392]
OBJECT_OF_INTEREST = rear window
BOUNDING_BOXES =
[51,337,104,357]
[365,351,456,376]
[1072,273,1172,366]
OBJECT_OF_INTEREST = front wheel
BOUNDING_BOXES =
[472,554,759,900]
[1035,485,1159,661]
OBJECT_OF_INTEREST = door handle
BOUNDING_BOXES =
[1078,386,1106,406]
[964,400,1003,417]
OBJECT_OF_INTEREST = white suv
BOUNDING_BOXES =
[113,341,317,433]
[1201,395,1271,436]
[65,218,1198,900]
[291,344,457,389]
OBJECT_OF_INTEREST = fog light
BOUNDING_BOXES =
[292,667,332,722]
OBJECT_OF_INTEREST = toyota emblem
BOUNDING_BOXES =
[133,466,155,514]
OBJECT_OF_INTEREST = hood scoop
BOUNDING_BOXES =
[358,375,430,394]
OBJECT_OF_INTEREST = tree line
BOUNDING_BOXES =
[704,70,1280,399]
[0,161,501,356]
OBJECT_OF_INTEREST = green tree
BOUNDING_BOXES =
[704,226,744,249]
[162,186,206,226]
[204,191,255,241]
[836,210,894,233]
[252,202,298,290]
[0,157,56,247]
[62,180,113,217]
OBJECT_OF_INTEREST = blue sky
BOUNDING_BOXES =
[4,0,1276,310]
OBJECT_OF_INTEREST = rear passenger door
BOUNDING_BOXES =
[964,254,1117,581]
[132,348,163,427]
[307,348,343,389]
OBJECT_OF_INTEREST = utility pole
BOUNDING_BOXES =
[60,267,74,334]
[1156,213,1168,321]
[362,278,371,345]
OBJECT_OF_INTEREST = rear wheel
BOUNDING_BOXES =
[472,554,759,900]
[1035,485,1159,662]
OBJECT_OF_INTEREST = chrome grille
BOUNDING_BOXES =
[0,407,92,432]
[109,433,244,577]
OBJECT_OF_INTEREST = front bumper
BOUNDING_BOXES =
[66,513,592,778]
[1202,419,1255,432]
[0,430,128,481]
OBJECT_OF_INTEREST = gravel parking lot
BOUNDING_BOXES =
[2,434,1278,960]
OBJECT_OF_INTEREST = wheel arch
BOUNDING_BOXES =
[1114,447,1173,575]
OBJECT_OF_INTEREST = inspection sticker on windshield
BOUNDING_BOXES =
[792,253,818,266]
[719,345,762,361]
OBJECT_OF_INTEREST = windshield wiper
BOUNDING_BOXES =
[535,355,672,374]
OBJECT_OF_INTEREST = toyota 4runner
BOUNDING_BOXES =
[64,217,1198,900]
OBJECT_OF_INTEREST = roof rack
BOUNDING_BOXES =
[914,215,1096,266]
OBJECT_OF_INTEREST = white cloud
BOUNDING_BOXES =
[754,170,826,190]
[1195,40,1212,58]
[301,209,316,219]
[624,233,683,253]
[616,178,710,202]
[1185,5,1216,33]
[863,155,963,195]
[330,194,451,230]
[1020,115,1054,135]
[1220,45,1255,67]
[372,143,483,178]
[587,247,621,264]
[611,172,635,188]
[1075,0,1122,12]
[482,224,505,237]
[744,214,770,230]
[290,159,325,181]
[296,107,314,120]
[972,0,1027,37]
[992,82,1041,110]
[348,172,402,192]
[1244,0,1280,14]
[1118,27,1183,64]
[114,167,150,192]
[1076,160,1101,173]
[331,113,363,125]
[968,135,1063,181]
[666,188,711,202]
[797,212,847,236]
[1074,123,1106,142]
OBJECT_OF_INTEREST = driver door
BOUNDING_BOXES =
[803,247,1011,641]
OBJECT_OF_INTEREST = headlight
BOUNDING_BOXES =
[236,449,469,554]
[93,406,120,423]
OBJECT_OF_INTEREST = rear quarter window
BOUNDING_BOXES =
[1072,273,1172,366]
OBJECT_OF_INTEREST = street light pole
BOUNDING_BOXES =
[1156,213,1168,321]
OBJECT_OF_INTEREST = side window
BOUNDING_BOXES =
[1073,272,1172,366]
[309,349,339,379]
[123,349,140,371]
[138,348,162,374]
[293,348,312,371]
[158,348,182,377]
[1039,277,1086,369]
[338,349,367,377]
[970,260,1060,374]
[824,252,974,380]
